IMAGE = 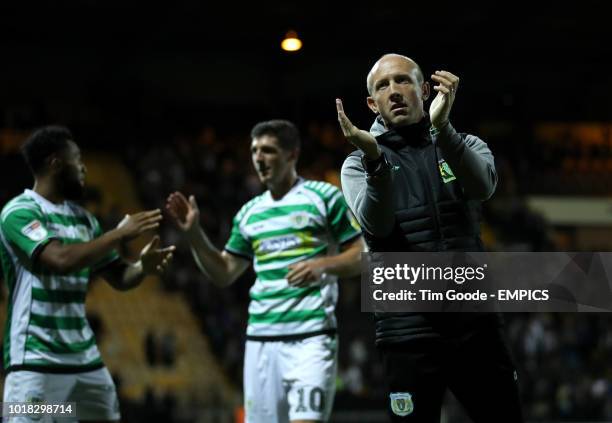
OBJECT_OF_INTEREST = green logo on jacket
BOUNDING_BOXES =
[438,159,456,183]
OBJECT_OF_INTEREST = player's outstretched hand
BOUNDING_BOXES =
[140,236,176,275]
[429,70,459,129]
[287,259,324,287]
[166,192,200,234]
[116,209,163,241]
[336,98,381,160]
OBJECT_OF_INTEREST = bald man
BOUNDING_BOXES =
[336,54,524,422]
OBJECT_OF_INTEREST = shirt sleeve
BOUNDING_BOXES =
[89,214,120,272]
[224,214,253,259]
[325,185,362,244]
[1,206,55,260]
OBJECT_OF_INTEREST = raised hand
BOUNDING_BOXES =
[429,70,459,129]
[336,98,381,160]
[115,209,162,241]
[165,192,200,234]
[140,236,175,274]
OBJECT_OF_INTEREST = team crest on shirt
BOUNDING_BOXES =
[390,392,414,416]
[21,220,47,242]
[291,212,311,229]
[438,159,457,183]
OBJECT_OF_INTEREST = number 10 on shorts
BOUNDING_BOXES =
[294,387,326,413]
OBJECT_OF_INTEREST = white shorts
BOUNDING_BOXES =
[244,334,338,423]
[3,367,120,422]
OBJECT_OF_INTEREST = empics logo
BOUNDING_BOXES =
[21,220,48,242]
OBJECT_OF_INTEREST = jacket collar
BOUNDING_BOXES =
[371,115,433,150]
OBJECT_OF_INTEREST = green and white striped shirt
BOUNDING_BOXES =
[0,189,118,372]
[225,179,361,338]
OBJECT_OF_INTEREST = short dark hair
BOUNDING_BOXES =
[21,126,73,175]
[250,120,301,151]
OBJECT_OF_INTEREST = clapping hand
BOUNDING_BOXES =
[429,70,459,129]
[336,98,381,160]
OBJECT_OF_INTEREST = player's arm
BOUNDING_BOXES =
[166,192,250,288]
[288,185,366,287]
[287,235,365,287]
[321,235,366,278]
[97,236,175,291]
[36,210,162,274]
[187,224,250,287]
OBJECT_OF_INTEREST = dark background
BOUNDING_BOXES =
[1,1,610,136]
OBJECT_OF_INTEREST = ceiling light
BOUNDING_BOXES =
[281,30,302,52]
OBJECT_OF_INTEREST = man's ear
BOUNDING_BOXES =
[367,97,379,114]
[47,155,62,173]
[421,81,431,102]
